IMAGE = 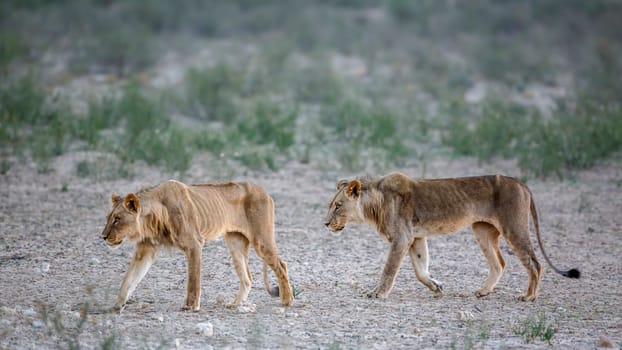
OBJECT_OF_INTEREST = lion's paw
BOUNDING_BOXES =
[430,280,444,295]
[226,299,240,309]
[475,289,491,298]
[517,294,536,302]
[365,285,380,298]
[110,304,125,314]
[181,304,200,312]
[365,286,389,299]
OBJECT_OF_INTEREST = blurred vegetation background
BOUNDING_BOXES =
[1,0,621,178]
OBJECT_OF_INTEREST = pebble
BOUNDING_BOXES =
[237,303,256,314]
[456,311,475,321]
[195,322,214,337]
[0,306,17,315]
[272,307,285,314]
[31,320,44,328]
[22,308,37,317]
[596,335,614,348]
[152,313,164,322]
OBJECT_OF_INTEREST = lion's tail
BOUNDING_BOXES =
[529,191,580,279]
[263,262,281,297]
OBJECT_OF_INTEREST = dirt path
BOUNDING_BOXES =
[1,156,621,349]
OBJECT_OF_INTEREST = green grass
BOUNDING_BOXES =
[513,311,557,345]
[183,64,243,122]
[441,95,622,178]
[2,1,622,178]
[321,99,410,170]
[0,75,71,171]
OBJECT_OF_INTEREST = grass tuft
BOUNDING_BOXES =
[513,311,557,345]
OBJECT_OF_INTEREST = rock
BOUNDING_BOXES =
[41,262,50,273]
[272,307,285,314]
[152,313,164,322]
[237,303,256,314]
[456,311,475,321]
[22,308,37,317]
[32,320,44,328]
[0,306,17,315]
[195,322,214,337]
[596,335,614,348]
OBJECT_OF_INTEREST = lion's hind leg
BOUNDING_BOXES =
[252,240,293,306]
[225,232,252,308]
[500,224,542,301]
[408,237,443,296]
[472,222,505,298]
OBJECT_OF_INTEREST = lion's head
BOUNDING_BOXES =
[324,179,365,234]
[101,193,141,247]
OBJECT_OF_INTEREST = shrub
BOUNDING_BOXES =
[321,99,409,170]
[183,64,243,122]
[513,311,557,345]
[237,100,297,151]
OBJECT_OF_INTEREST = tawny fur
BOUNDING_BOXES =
[101,180,292,313]
[325,172,579,302]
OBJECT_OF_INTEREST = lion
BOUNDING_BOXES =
[324,172,579,301]
[100,179,293,313]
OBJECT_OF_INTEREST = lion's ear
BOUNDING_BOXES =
[337,179,349,191]
[123,193,140,213]
[111,192,122,206]
[344,180,361,199]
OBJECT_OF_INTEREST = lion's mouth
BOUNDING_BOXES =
[327,225,345,233]
[106,239,123,247]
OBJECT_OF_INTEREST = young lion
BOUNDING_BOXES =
[100,179,293,313]
[324,173,579,302]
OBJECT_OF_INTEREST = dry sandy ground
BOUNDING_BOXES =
[1,154,621,349]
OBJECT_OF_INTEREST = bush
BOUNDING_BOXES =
[237,100,297,152]
[183,64,243,122]
[442,97,622,178]
[518,101,622,177]
[321,99,410,170]
[0,75,71,170]
[513,311,557,345]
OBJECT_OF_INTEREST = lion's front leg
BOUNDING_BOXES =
[182,246,202,312]
[367,238,410,298]
[112,242,157,313]
[409,237,443,296]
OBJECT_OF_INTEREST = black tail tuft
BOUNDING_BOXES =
[269,286,280,297]
[563,268,581,279]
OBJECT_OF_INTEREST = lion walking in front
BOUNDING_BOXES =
[324,172,579,301]
[101,180,293,313]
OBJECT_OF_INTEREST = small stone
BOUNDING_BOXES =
[174,338,181,348]
[22,308,37,317]
[237,303,256,314]
[272,307,285,314]
[456,311,475,321]
[152,313,164,322]
[413,327,422,334]
[0,306,17,315]
[596,335,614,348]
[32,320,44,328]
[195,322,214,337]
[41,262,50,273]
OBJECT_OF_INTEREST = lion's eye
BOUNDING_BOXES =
[113,217,120,225]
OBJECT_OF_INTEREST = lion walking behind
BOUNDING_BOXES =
[100,179,293,313]
[325,173,579,302]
